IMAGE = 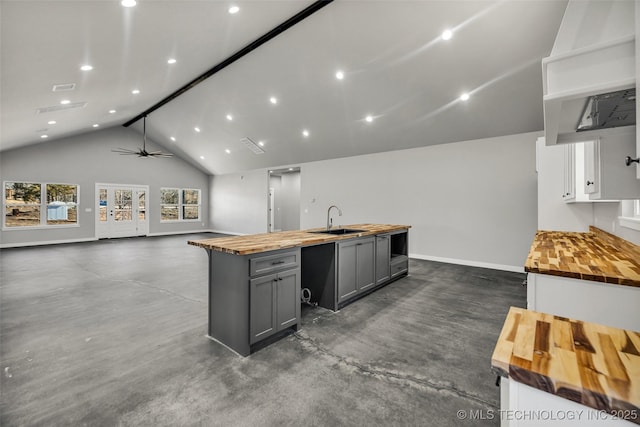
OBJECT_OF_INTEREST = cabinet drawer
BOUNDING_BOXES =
[250,249,299,277]
[390,259,408,278]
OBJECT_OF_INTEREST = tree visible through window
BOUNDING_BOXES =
[4,182,78,228]
[160,188,200,221]
[160,189,179,221]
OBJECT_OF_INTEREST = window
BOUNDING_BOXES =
[619,199,640,231]
[161,188,200,221]
[4,182,78,228]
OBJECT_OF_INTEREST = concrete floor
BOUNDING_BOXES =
[0,234,526,426]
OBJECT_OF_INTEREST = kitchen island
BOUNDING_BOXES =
[188,224,410,356]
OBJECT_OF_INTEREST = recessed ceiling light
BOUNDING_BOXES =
[302,129,309,137]
[228,6,239,14]
[289,168,294,171]
[121,0,136,7]
[170,137,176,142]
[80,65,93,71]
[194,127,201,132]
[258,141,265,147]
[92,124,100,128]
[225,149,231,154]
[48,120,57,125]
[270,97,278,104]
[226,114,233,121]
[442,29,453,41]
[365,115,373,123]
[335,70,344,80]
[200,155,205,160]
[60,99,70,105]
[167,58,177,64]
[109,109,116,114]
[41,135,48,139]
[460,93,470,101]
[132,89,140,95]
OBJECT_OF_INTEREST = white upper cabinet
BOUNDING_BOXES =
[558,127,640,202]
[583,127,640,200]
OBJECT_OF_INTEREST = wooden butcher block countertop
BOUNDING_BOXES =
[188,224,410,255]
[525,226,640,288]
[492,307,640,424]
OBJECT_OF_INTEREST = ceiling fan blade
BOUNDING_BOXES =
[147,151,173,157]
[112,148,140,155]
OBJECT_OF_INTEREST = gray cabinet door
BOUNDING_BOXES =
[276,269,300,330]
[338,241,358,302]
[375,234,390,285]
[338,237,375,302]
[250,274,276,344]
[357,238,376,292]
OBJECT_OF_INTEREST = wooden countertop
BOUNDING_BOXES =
[188,224,410,255]
[492,307,640,424]
[525,226,640,288]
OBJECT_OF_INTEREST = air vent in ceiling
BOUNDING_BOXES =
[36,102,87,114]
[239,137,265,154]
[52,83,76,92]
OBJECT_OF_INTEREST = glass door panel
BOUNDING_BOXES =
[138,191,146,221]
[114,189,132,222]
[99,189,108,222]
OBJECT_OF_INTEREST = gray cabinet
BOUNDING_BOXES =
[249,249,300,345]
[375,234,391,285]
[337,236,375,303]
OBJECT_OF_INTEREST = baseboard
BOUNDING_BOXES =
[409,253,524,273]
[0,237,99,249]
[147,229,217,237]
[208,229,248,236]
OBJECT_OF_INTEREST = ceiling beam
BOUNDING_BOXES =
[123,0,335,127]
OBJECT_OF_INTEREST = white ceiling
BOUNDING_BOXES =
[1,0,568,175]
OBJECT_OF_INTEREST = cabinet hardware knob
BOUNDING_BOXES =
[625,156,640,166]
[586,181,594,186]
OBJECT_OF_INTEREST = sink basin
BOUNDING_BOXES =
[309,228,365,235]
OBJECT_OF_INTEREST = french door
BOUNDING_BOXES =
[96,183,149,239]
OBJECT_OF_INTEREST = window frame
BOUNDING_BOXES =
[160,187,200,222]
[619,199,640,231]
[3,181,80,230]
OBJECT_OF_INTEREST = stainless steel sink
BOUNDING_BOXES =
[309,228,365,235]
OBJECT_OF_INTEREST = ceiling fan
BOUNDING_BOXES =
[112,116,173,158]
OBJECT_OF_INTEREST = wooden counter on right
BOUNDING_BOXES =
[492,307,639,425]
[524,227,640,331]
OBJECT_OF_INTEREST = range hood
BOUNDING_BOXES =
[542,1,636,145]
[576,88,636,132]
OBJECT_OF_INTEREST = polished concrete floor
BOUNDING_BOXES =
[0,234,526,426]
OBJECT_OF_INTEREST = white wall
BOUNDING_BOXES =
[210,169,268,235]
[210,131,540,271]
[299,132,539,271]
[0,126,210,246]
[280,172,300,231]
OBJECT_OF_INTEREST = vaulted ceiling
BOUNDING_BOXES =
[1,0,568,174]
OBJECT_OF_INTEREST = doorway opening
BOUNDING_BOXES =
[268,168,300,232]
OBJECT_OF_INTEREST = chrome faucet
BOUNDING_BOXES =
[327,205,342,230]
